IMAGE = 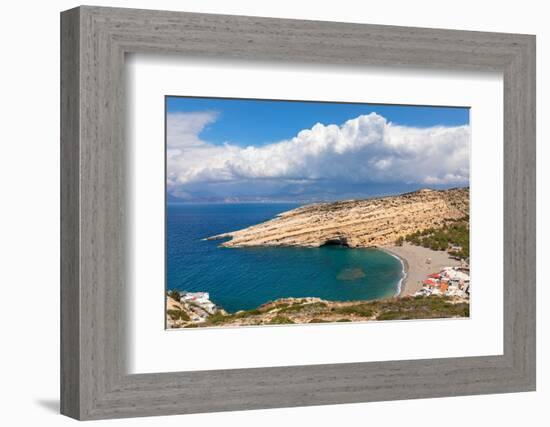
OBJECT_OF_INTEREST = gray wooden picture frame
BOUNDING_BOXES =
[60,5,536,421]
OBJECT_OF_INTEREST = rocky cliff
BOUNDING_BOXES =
[208,187,469,248]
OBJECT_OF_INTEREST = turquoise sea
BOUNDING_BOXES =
[167,203,404,313]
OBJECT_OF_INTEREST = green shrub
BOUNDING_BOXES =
[403,220,469,259]
[166,309,190,321]
[269,316,295,325]
[374,296,469,321]
[278,302,327,314]
[377,311,413,321]
[333,304,374,317]
[168,290,181,301]
[233,309,263,319]
[206,312,230,325]
[309,318,330,323]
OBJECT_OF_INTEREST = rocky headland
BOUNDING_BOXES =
[207,187,469,248]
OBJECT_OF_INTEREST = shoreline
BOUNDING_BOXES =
[380,248,409,297]
[381,243,462,296]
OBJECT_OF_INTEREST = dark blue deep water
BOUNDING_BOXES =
[167,203,403,313]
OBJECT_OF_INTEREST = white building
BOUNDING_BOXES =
[180,292,217,314]
[180,291,210,304]
[441,267,470,282]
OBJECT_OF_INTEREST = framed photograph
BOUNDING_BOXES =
[164,96,472,329]
[61,6,536,420]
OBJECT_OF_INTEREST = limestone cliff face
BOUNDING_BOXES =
[208,187,469,248]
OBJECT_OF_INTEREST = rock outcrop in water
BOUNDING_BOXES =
[208,187,469,248]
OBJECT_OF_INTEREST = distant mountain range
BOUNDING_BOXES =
[166,182,462,204]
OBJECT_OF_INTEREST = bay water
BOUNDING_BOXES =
[167,203,403,313]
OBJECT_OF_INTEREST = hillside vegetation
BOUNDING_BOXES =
[170,295,469,328]
[397,219,470,259]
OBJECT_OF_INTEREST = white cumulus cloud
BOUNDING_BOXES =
[166,111,469,199]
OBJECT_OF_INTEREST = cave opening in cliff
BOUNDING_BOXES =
[321,236,350,247]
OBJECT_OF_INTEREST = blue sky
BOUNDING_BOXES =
[166,97,470,203]
[166,96,469,148]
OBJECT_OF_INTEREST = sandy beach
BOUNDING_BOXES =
[382,243,462,296]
